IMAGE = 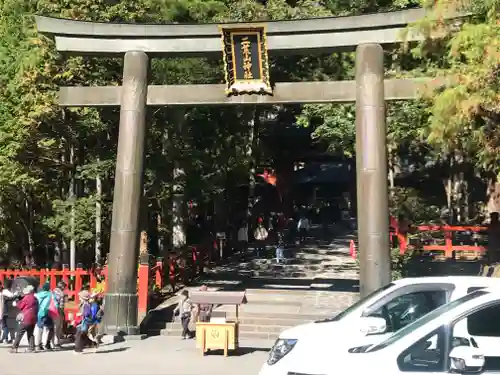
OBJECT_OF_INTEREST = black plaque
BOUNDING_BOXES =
[220,26,272,95]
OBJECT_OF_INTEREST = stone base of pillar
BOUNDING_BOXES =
[103,292,140,336]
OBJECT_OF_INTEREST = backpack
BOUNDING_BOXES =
[90,302,103,323]
[48,294,60,319]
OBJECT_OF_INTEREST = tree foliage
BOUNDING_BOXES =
[0,0,496,266]
[418,0,499,175]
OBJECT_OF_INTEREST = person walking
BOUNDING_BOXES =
[237,220,249,257]
[35,283,56,351]
[173,290,193,339]
[297,214,310,243]
[52,281,66,349]
[87,293,104,348]
[275,234,285,264]
[254,218,269,258]
[0,281,15,343]
[10,285,38,353]
[74,290,92,354]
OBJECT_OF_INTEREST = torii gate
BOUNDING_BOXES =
[35,8,460,337]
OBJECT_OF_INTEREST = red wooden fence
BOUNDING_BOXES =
[390,220,487,258]
[0,243,212,323]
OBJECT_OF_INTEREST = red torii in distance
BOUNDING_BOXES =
[257,169,283,205]
[257,169,277,186]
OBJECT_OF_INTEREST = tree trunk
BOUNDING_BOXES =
[156,211,163,255]
[443,153,454,223]
[54,239,61,264]
[171,109,187,250]
[245,108,260,221]
[21,197,35,267]
[95,159,102,265]
[69,144,76,270]
[452,171,465,223]
[61,238,69,266]
[487,180,500,215]
[59,151,69,266]
[452,151,465,224]
[463,178,470,222]
[388,151,396,196]
[172,166,186,249]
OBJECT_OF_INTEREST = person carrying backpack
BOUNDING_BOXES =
[35,283,57,351]
[52,281,66,349]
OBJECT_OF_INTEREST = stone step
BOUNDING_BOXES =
[245,288,353,295]
[161,328,280,340]
[151,318,311,332]
[164,322,292,334]
[219,311,332,321]
[153,311,331,323]
[150,310,329,329]
[252,270,310,278]
[240,293,357,306]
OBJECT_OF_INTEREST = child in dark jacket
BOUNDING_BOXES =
[10,285,38,353]
[87,293,104,347]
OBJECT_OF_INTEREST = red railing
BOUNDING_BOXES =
[0,267,110,320]
[391,220,487,258]
[167,245,211,291]
[0,243,212,323]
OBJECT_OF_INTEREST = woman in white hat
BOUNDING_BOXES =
[10,285,38,353]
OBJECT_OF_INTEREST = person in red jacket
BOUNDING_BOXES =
[10,285,38,353]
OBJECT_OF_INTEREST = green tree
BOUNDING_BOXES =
[414,0,500,219]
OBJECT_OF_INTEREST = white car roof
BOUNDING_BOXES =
[367,287,500,353]
[393,275,500,287]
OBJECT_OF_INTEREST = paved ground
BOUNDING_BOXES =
[0,336,273,375]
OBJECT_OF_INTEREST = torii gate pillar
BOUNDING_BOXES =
[355,44,391,297]
[103,51,149,336]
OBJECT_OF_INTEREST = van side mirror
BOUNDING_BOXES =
[449,346,485,373]
[359,316,387,335]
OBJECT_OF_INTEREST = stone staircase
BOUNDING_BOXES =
[155,233,360,340]
[160,288,358,340]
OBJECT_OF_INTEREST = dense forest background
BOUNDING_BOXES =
[0,0,498,268]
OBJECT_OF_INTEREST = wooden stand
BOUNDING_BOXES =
[189,290,246,357]
[196,322,239,356]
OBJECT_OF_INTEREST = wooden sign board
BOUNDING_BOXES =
[219,25,272,96]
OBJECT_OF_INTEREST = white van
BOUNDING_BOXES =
[290,287,500,374]
[259,276,500,375]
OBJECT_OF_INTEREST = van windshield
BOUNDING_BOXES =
[316,283,394,323]
[366,289,489,352]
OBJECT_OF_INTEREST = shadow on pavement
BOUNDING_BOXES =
[92,347,130,354]
[204,346,270,357]
[194,276,359,293]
